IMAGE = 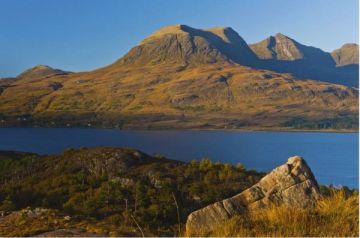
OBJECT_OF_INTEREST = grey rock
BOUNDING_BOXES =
[185,156,321,232]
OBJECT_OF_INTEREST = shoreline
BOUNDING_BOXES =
[186,127,359,134]
[0,125,358,133]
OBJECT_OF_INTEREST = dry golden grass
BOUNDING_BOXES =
[0,190,357,237]
[187,190,359,237]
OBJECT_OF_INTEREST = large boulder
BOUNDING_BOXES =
[185,156,321,232]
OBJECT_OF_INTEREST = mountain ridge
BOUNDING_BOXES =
[249,33,358,87]
[249,33,336,64]
[107,25,359,87]
[0,24,358,130]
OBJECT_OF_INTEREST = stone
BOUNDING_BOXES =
[185,156,321,232]
[36,228,104,237]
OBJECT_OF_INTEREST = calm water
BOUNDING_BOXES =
[0,128,358,188]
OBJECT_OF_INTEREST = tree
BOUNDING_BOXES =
[199,158,213,171]
[134,180,148,213]
[236,163,245,172]
[0,196,16,211]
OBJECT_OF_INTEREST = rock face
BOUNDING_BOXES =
[249,33,305,61]
[249,33,335,64]
[331,43,359,66]
[185,156,321,232]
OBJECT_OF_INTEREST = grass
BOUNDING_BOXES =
[175,105,206,112]
[186,189,359,237]
[0,187,358,237]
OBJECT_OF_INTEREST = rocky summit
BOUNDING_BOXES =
[331,43,359,66]
[250,34,359,87]
[185,156,321,232]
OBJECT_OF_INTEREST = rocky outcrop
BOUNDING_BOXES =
[64,147,156,178]
[331,43,359,66]
[36,228,104,237]
[249,33,304,61]
[0,207,104,237]
[185,156,321,232]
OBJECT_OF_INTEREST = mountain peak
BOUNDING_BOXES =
[148,25,238,39]
[118,24,257,66]
[32,64,52,70]
[273,33,297,44]
[146,24,192,37]
[274,32,290,38]
[250,33,303,60]
[140,24,204,45]
[331,43,359,66]
[341,43,358,48]
[17,65,68,80]
[206,26,241,43]
[142,25,241,44]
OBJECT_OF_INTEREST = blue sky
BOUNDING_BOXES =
[0,0,358,77]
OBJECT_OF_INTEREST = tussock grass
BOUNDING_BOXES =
[187,190,359,237]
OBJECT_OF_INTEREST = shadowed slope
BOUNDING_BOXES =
[250,34,359,87]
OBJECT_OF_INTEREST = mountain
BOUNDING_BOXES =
[0,77,16,95]
[249,33,333,63]
[0,65,68,95]
[0,25,358,130]
[117,24,258,66]
[16,65,70,80]
[249,34,359,87]
[331,43,359,66]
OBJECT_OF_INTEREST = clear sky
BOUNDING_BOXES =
[0,0,358,77]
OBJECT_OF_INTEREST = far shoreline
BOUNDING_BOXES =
[0,125,358,133]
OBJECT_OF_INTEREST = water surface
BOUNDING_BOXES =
[0,128,358,188]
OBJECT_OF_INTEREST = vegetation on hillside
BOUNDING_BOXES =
[0,147,264,236]
[0,147,357,236]
[282,115,359,130]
